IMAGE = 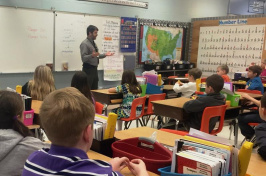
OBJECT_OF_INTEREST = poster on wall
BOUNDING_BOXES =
[141,25,183,62]
[120,17,137,52]
[197,25,265,77]
[103,54,124,81]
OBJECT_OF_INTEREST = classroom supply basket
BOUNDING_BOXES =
[146,83,163,94]
[23,109,34,126]
[112,137,172,174]
[158,166,232,176]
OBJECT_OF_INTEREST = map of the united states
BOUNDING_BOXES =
[141,25,183,62]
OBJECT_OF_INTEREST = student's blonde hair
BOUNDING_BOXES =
[218,65,229,74]
[28,65,55,100]
[40,87,95,147]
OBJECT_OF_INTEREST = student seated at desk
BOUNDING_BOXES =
[173,68,202,98]
[239,93,266,160]
[216,64,230,82]
[22,65,55,100]
[0,91,49,176]
[245,65,264,94]
[238,93,266,141]
[182,74,225,132]
[108,70,142,130]
[71,71,95,105]
[22,87,148,176]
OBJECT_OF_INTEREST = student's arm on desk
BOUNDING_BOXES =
[108,88,117,93]
[241,93,260,106]
[173,82,188,93]
[183,98,206,113]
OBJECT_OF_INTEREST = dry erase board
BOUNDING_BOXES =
[0,7,53,73]
[55,13,120,71]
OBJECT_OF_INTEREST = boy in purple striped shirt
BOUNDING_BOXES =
[22,87,149,176]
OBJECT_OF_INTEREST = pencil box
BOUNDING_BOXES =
[23,109,34,126]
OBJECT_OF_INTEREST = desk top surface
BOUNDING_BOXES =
[114,127,266,175]
[91,89,118,95]
[151,97,191,108]
[235,91,263,99]
[87,150,158,176]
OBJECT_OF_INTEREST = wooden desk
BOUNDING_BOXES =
[87,150,158,176]
[235,91,263,100]
[151,97,190,120]
[115,127,266,175]
[115,127,182,147]
[92,89,123,105]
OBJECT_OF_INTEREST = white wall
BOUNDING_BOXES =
[0,0,229,89]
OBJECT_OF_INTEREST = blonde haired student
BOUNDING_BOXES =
[22,87,149,176]
[22,65,55,100]
[0,91,49,176]
[108,70,142,130]
[173,68,202,98]
[216,64,230,82]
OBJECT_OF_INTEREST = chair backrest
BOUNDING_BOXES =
[237,89,262,95]
[95,101,104,114]
[127,96,147,121]
[200,105,227,135]
[248,122,259,126]
[168,76,178,85]
[201,77,207,83]
[146,93,166,115]
[159,129,188,136]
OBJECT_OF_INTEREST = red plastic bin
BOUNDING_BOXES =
[112,137,172,174]
[23,109,34,126]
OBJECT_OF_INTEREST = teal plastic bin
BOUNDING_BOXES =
[158,166,232,176]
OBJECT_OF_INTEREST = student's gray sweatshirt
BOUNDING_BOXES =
[0,129,50,176]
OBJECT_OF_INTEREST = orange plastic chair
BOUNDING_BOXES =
[240,122,260,145]
[120,96,147,130]
[159,128,188,136]
[95,101,104,114]
[200,105,227,135]
[141,93,166,126]
[168,76,178,85]
[237,89,262,95]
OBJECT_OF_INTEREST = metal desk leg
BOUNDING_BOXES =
[234,121,238,147]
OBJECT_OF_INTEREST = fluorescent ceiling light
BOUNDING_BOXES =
[78,0,148,9]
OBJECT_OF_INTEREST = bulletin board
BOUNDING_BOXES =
[190,17,266,77]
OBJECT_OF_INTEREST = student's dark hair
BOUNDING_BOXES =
[249,65,262,77]
[188,68,202,80]
[0,90,33,137]
[71,71,93,103]
[121,70,142,94]
[206,74,224,93]
[87,25,98,35]
[219,65,229,74]
[261,92,266,108]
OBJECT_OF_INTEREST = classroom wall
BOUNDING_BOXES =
[0,0,229,89]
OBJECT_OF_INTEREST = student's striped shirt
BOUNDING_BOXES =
[22,144,122,176]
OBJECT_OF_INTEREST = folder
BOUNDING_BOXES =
[238,141,253,176]
[104,112,118,140]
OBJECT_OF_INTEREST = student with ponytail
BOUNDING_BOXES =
[0,90,49,176]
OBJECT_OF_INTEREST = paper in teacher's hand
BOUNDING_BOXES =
[105,51,114,56]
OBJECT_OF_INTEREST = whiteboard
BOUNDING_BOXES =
[0,7,53,73]
[54,12,86,71]
[55,13,120,71]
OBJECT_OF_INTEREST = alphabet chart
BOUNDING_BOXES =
[197,25,265,77]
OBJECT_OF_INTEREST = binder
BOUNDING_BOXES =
[104,112,118,140]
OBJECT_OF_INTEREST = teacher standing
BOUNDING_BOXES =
[80,25,113,90]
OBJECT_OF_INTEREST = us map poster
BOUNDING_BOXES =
[197,25,265,77]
